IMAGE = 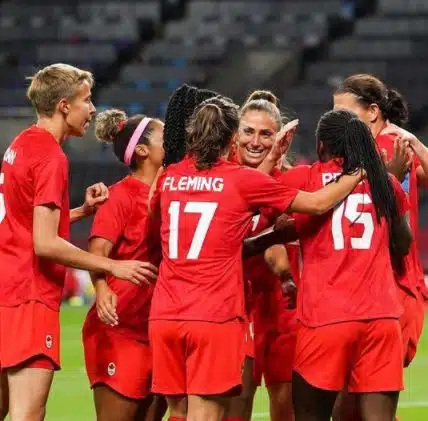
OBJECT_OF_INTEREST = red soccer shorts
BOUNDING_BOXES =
[397,287,425,367]
[150,319,245,395]
[253,287,298,386]
[0,301,60,371]
[294,319,403,393]
[83,326,152,400]
[254,328,297,387]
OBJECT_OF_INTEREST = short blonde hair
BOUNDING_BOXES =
[26,63,94,117]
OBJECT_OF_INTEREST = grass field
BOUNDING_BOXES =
[43,306,428,421]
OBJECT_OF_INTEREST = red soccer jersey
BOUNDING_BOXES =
[0,126,70,310]
[85,176,159,341]
[149,157,299,322]
[244,168,301,291]
[376,133,422,297]
[292,160,408,327]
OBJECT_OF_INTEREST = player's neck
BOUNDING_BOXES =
[36,115,67,144]
[131,162,159,186]
[370,119,387,139]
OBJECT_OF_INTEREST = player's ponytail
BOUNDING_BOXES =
[385,88,409,127]
[95,109,155,169]
[335,74,409,127]
[186,96,239,170]
[240,89,282,129]
[316,109,398,226]
[163,84,219,168]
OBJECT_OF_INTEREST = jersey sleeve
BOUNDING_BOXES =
[238,167,299,213]
[376,134,394,159]
[278,165,310,189]
[90,187,130,244]
[389,174,410,217]
[33,154,68,209]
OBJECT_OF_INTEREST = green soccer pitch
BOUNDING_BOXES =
[40,306,428,421]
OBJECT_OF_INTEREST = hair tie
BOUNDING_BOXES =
[118,120,127,132]
[123,117,152,166]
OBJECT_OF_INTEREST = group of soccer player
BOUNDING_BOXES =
[0,63,426,421]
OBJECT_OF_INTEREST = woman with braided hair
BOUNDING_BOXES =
[163,84,220,168]
[273,109,412,421]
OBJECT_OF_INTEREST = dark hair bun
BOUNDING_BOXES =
[386,89,409,127]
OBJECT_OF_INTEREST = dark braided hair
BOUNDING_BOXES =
[335,74,408,127]
[186,96,239,170]
[316,109,398,225]
[163,84,219,167]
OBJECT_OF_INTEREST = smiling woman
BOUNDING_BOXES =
[236,90,282,168]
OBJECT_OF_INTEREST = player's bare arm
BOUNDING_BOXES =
[265,245,297,310]
[33,205,158,284]
[408,135,428,187]
[289,170,364,215]
[382,123,428,186]
[243,220,298,258]
[88,237,119,326]
[70,182,109,224]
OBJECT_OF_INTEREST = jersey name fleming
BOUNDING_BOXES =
[162,176,224,192]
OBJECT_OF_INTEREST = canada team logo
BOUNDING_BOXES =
[107,362,116,376]
[45,335,53,349]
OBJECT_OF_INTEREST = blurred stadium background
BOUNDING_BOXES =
[0,0,427,419]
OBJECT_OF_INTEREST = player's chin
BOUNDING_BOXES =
[242,152,265,167]
[71,124,89,138]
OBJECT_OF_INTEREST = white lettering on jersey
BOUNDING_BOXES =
[322,172,341,186]
[3,148,16,166]
[163,176,224,192]
[323,171,364,187]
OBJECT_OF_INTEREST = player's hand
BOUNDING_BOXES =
[267,119,299,165]
[280,278,297,310]
[274,214,295,232]
[95,280,118,326]
[380,136,412,181]
[110,260,158,286]
[83,182,109,216]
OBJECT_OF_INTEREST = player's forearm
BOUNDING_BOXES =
[412,141,428,187]
[88,241,112,286]
[34,236,113,274]
[264,245,291,278]
[294,173,361,215]
[70,206,88,224]
[243,225,298,258]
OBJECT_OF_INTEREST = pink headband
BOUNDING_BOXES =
[123,117,152,166]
